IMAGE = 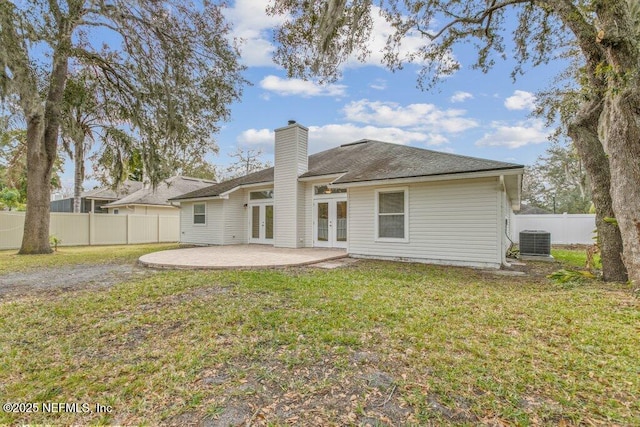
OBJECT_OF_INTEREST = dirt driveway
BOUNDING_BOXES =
[0,262,157,300]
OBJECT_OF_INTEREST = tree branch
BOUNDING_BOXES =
[426,0,532,40]
[0,2,41,115]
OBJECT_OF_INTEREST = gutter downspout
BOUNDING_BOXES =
[499,175,512,267]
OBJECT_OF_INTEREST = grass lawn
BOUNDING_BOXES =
[0,248,638,425]
[0,243,179,274]
[552,247,600,269]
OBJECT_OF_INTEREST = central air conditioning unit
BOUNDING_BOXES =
[519,230,551,257]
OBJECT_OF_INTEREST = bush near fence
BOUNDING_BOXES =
[0,212,179,250]
[511,213,596,245]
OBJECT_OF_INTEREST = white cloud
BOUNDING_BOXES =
[504,90,537,111]
[237,128,274,146]
[224,2,455,74]
[343,99,478,133]
[475,120,549,149]
[260,75,347,97]
[224,0,287,67]
[450,91,473,103]
[343,6,435,69]
[238,123,433,154]
[423,133,449,146]
[369,79,387,90]
[308,124,429,152]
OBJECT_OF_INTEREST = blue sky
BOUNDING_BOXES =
[65,0,568,191]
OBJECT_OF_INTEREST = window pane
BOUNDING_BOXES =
[252,206,260,238]
[249,190,273,200]
[317,202,328,241]
[314,185,347,195]
[379,192,404,214]
[379,214,404,238]
[265,205,274,239]
[194,203,205,224]
[336,201,347,242]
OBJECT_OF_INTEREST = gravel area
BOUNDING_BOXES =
[0,263,157,299]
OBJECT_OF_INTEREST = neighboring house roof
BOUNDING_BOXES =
[81,180,144,200]
[172,140,523,201]
[105,176,215,207]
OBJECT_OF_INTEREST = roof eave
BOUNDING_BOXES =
[298,173,346,182]
[105,202,178,208]
[218,181,274,197]
[334,167,524,188]
[83,196,119,201]
[168,195,227,202]
[170,179,274,202]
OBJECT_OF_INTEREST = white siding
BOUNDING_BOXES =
[348,177,502,268]
[222,190,247,245]
[179,201,223,245]
[107,206,134,215]
[274,123,308,248]
[303,182,313,247]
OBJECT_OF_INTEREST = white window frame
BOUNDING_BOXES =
[193,203,206,226]
[374,187,409,243]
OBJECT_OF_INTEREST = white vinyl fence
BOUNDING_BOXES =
[0,212,179,250]
[511,213,596,245]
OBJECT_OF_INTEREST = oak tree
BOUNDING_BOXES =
[0,0,245,253]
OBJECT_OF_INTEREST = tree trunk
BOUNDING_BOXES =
[19,113,53,254]
[568,100,627,282]
[73,139,85,213]
[600,89,640,286]
[595,1,640,286]
[19,46,69,254]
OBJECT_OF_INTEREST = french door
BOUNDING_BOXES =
[314,199,347,248]
[249,204,274,244]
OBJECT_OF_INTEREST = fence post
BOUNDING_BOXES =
[88,213,93,246]
[157,215,161,243]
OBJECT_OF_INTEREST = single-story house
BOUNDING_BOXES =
[103,176,215,215]
[170,121,524,269]
[50,180,143,213]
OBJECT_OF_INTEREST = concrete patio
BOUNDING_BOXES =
[138,245,348,270]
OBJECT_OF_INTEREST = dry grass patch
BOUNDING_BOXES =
[0,243,179,274]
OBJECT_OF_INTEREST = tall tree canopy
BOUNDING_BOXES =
[0,0,245,254]
[269,0,640,284]
[224,147,272,180]
[522,141,591,214]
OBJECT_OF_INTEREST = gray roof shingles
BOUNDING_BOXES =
[81,180,144,200]
[171,140,523,201]
[105,176,215,207]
